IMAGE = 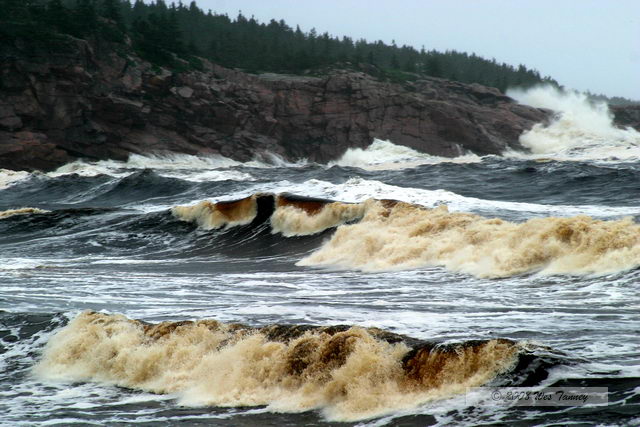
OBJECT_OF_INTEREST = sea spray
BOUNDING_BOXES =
[507,85,640,160]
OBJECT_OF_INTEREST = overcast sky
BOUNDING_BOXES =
[189,0,640,99]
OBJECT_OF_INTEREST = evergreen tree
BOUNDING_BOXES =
[102,0,122,24]
[426,55,442,78]
[402,56,416,72]
[45,0,72,33]
[366,51,375,65]
[1,0,576,94]
[131,0,146,21]
[167,10,185,53]
[1,0,32,22]
[74,0,98,37]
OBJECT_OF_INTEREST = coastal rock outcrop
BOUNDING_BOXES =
[0,36,553,171]
[610,105,640,133]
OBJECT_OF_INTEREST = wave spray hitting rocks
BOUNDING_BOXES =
[507,86,640,161]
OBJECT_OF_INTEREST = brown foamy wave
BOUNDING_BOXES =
[0,207,49,219]
[299,200,640,278]
[172,193,365,236]
[171,195,259,230]
[35,311,520,421]
[172,193,640,277]
[271,195,365,237]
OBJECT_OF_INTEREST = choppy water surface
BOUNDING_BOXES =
[1,87,639,426]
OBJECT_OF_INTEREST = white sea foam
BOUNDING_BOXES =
[46,152,308,182]
[330,139,482,170]
[158,169,255,182]
[0,257,58,271]
[0,169,31,189]
[229,177,639,219]
[506,85,640,161]
[48,154,252,181]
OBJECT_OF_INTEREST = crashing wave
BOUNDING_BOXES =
[507,85,640,161]
[173,193,640,278]
[172,193,366,236]
[330,139,482,170]
[298,201,640,278]
[35,311,546,422]
[43,152,308,182]
[0,169,31,189]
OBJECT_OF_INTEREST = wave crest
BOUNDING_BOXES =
[172,193,640,277]
[0,207,49,219]
[172,193,365,236]
[172,195,260,230]
[35,311,523,421]
[330,139,482,170]
[299,200,640,277]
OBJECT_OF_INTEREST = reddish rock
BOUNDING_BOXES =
[0,131,70,171]
[0,36,552,171]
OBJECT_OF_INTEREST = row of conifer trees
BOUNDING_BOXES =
[0,0,561,92]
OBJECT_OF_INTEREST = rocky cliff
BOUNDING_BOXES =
[611,105,640,133]
[0,36,553,171]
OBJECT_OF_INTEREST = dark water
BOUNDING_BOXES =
[1,146,639,426]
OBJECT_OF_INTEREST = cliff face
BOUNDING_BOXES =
[0,36,550,171]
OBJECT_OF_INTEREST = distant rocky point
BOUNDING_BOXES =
[0,36,634,172]
[610,105,640,133]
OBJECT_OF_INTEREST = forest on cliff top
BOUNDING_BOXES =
[1,0,636,105]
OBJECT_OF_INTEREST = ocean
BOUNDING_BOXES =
[1,87,639,426]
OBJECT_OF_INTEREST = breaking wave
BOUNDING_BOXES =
[0,152,310,187]
[299,201,640,278]
[0,207,49,219]
[0,169,30,189]
[172,193,366,237]
[35,311,551,422]
[173,192,640,278]
[330,139,482,170]
[54,153,242,175]
[53,152,308,176]
[507,86,640,161]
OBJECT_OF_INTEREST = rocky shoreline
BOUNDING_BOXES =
[0,36,635,172]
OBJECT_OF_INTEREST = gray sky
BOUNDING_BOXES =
[190,0,640,99]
